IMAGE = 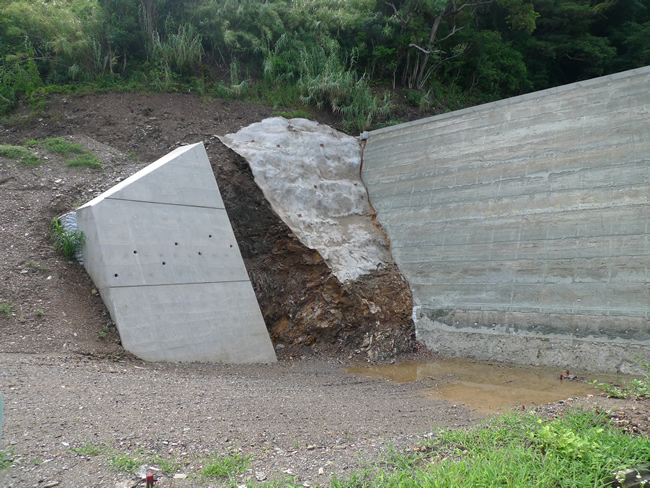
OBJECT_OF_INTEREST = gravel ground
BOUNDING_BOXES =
[0,352,478,487]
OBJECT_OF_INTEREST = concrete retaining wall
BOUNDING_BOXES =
[362,67,650,373]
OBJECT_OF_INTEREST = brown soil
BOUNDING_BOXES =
[1,93,647,487]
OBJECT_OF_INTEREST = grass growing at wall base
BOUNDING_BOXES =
[50,219,84,260]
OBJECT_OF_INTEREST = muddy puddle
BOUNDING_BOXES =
[346,358,626,414]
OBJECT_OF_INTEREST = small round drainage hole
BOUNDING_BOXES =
[114,273,119,278]
[133,250,138,254]
[208,234,212,238]
[174,242,179,246]
[198,252,202,256]
[162,262,166,265]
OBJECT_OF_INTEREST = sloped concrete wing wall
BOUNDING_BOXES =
[362,67,650,373]
[76,143,276,363]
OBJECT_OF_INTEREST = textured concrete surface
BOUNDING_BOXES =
[76,143,276,363]
[362,66,650,373]
[219,117,392,282]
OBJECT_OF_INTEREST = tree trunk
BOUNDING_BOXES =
[140,0,156,48]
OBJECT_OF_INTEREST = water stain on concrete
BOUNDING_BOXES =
[346,358,627,413]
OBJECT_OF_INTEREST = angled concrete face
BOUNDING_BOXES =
[362,67,650,373]
[76,143,276,363]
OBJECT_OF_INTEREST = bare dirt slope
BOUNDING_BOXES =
[1,94,648,488]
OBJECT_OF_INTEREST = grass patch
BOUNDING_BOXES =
[0,144,41,166]
[0,144,31,159]
[44,137,85,156]
[0,302,13,318]
[200,451,251,480]
[50,218,84,260]
[71,443,105,456]
[151,455,182,475]
[330,409,650,488]
[70,443,181,475]
[0,450,15,470]
[67,153,102,169]
[23,139,40,147]
[108,451,142,473]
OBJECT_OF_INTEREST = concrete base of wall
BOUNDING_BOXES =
[417,317,649,375]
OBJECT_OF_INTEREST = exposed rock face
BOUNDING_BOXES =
[212,119,414,360]
[219,118,392,283]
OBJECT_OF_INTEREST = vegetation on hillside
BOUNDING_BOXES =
[1,0,649,130]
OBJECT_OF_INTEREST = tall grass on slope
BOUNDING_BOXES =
[330,409,650,488]
[298,40,391,133]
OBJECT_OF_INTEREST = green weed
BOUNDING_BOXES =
[151,455,182,475]
[44,137,84,156]
[99,325,110,339]
[591,381,629,399]
[592,356,650,399]
[71,443,105,456]
[126,151,142,163]
[200,451,251,480]
[0,450,15,470]
[0,144,41,166]
[50,218,84,260]
[0,302,13,318]
[108,452,141,473]
[67,153,102,169]
[0,144,31,159]
[71,443,180,475]
[34,308,44,317]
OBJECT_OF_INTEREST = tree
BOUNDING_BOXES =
[505,0,619,89]
[383,0,538,89]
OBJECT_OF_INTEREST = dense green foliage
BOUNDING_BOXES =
[1,0,648,129]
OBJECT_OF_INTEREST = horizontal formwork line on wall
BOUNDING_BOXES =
[363,123,649,172]
[362,147,650,186]
[366,163,649,205]
[374,195,648,228]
